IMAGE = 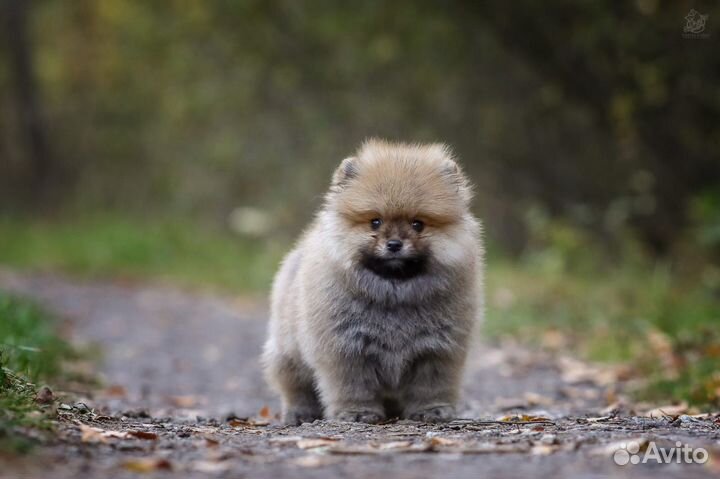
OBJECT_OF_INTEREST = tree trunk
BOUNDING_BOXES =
[3,0,52,206]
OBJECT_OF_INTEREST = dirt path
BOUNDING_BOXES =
[1,270,718,478]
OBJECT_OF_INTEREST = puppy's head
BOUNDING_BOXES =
[325,139,477,280]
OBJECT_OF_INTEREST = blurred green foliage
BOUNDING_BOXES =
[0,295,72,379]
[1,1,718,254]
[486,206,720,408]
[0,294,77,452]
[0,215,283,291]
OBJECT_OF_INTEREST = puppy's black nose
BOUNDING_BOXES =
[386,239,403,253]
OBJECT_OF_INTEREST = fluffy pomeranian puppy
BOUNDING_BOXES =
[262,139,483,424]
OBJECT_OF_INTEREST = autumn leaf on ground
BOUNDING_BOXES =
[592,438,650,457]
[228,418,269,427]
[292,455,340,468]
[427,436,464,448]
[531,444,560,455]
[375,440,417,450]
[127,430,159,440]
[80,425,128,443]
[168,395,198,408]
[585,416,612,423]
[122,458,172,473]
[558,357,617,386]
[498,414,552,423]
[191,460,231,473]
[642,402,688,418]
[296,438,341,449]
[325,441,430,454]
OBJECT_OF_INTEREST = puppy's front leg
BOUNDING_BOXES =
[315,358,385,424]
[400,353,464,422]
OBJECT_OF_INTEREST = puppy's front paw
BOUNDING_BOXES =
[283,408,323,426]
[407,405,455,423]
[333,410,384,424]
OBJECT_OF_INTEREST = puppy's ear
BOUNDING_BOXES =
[440,157,473,203]
[330,157,358,192]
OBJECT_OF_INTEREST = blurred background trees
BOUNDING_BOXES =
[2,0,717,257]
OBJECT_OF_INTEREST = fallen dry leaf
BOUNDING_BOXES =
[122,458,172,473]
[585,416,612,423]
[293,455,339,468]
[559,357,617,386]
[498,414,552,423]
[599,401,625,415]
[168,395,198,408]
[191,460,231,473]
[259,406,272,419]
[531,444,560,456]
[323,444,374,455]
[689,413,712,420]
[642,402,688,418]
[296,438,340,449]
[427,436,464,448]
[228,418,270,427]
[79,425,105,443]
[80,425,160,443]
[326,441,429,454]
[127,430,159,440]
[80,424,128,443]
[592,437,650,457]
[186,425,220,435]
[376,440,415,450]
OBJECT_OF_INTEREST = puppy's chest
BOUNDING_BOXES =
[330,299,455,358]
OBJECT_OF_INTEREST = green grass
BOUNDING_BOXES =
[0,215,284,292]
[0,294,78,452]
[484,220,720,409]
[0,213,718,408]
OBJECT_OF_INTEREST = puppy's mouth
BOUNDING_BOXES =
[360,252,427,280]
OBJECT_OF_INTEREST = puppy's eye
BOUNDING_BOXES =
[370,218,382,230]
[411,219,425,232]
